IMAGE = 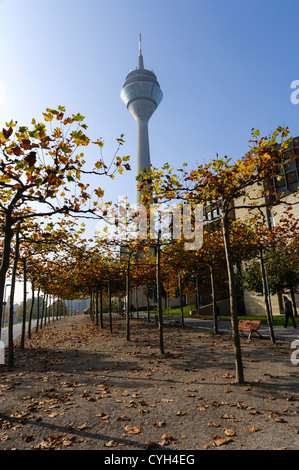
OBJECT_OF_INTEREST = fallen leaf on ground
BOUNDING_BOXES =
[123,425,142,434]
[213,436,232,446]
[104,440,117,447]
[153,421,165,428]
[268,412,280,419]
[204,435,233,448]
[224,428,236,436]
[242,427,261,433]
[35,433,77,449]
[159,434,178,446]
[196,405,208,411]
[77,423,87,430]
[116,415,132,422]
[220,414,235,420]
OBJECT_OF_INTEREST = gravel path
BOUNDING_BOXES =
[0,314,298,451]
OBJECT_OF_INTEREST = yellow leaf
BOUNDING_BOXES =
[123,425,141,434]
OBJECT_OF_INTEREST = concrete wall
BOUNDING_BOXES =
[272,191,299,222]
[243,291,280,316]
[243,290,299,316]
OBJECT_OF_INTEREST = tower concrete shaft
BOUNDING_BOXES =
[120,34,163,200]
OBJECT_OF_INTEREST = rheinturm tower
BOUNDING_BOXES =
[120,34,163,199]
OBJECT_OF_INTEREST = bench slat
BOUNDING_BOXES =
[238,320,261,331]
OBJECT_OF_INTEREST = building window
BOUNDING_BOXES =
[267,208,275,231]
[274,143,299,197]
[203,204,221,222]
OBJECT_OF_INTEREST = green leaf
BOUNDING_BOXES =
[92,139,104,147]
[6,120,17,128]
[43,111,54,122]
[251,129,260,138]
[73,113,85,122]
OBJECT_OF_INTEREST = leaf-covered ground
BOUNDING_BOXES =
[0,315,298,450]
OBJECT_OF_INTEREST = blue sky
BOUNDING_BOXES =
[1,0,299,298]
[1,0,299,199]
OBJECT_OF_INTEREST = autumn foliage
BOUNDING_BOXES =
[1,112,299,388]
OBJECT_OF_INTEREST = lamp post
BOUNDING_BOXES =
[192,275,200,317]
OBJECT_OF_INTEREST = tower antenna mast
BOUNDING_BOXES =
[138,33,144,69]
[139,33,142,56]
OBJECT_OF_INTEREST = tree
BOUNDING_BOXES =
[0,107,129,332]
[137,127,298,384]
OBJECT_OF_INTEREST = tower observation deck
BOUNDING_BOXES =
[120,34,163,199]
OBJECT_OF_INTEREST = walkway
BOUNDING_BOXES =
[183,317,299,342]
[1,315,298,347]
[0,320,38,346]
[133,312,299,342]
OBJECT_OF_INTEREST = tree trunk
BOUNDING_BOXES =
[99,285,103,328]
[53,298,55,320]
[8,227,20,369]
[108,280,112,334]
[28,280,35,339]
[290,286,298,317]
[36,287,41,333]
[48,296,52,324]
[146,286,150,322]
[42,293,48,327]
[52,297,55,321]
[126,259,130,341]
[222,212,244,384]
[56,296,59,320]
[90,291,93,322]
[20,257,27,350]
[44,294,49,326]
[0,213,14,337]
[195,275,200,316]
[156,242,164,355]
[95,287,99,326]
[137,290,140,319]
[178,272,184,327]
[49,296,52,323]
[40,293,45,328]
[210,264,218,334]
[259,248,275,344]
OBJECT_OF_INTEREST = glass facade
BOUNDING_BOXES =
[120,81,163,108]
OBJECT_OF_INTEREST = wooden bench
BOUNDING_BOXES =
[238,320,262,340]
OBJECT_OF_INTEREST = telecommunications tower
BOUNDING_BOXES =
[120,34,163,199]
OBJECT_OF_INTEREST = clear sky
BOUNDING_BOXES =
[1,0,299,300]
